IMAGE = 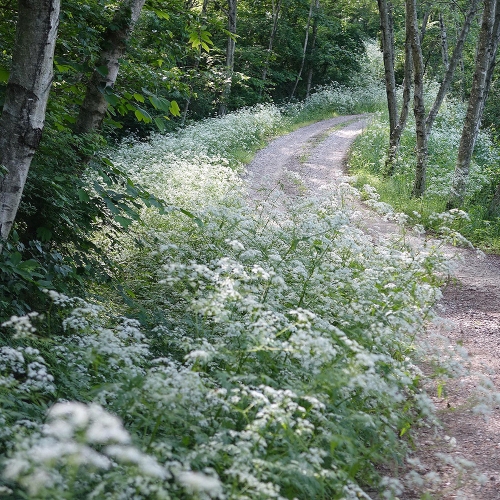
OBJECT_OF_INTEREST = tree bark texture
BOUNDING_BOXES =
[386,27,412,175]
[218,0,237,116]
[448,0,500,208]
[488,181,500,216]
[439,13,449,70]
[0,0,60,242]
[407,0,428,197]
[377,0,398,134]
[74,0,146,134]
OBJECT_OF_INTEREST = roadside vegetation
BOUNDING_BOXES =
[0,80,454,499]
[349,95,500,252]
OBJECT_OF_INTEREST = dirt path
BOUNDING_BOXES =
[245,116,500,499]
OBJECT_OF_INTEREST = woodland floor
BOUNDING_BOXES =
[245,116,500,500]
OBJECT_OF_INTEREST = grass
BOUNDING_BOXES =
[348,108,500,253]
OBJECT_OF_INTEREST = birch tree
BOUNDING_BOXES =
[0,0,60,243]
[378,0,412,174]
[74,0,146,134]
[448,0,500,208]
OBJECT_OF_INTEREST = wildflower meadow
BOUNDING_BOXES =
[1,82,464,499]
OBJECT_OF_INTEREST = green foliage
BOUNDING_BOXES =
[0,96,450,499]
[349,102,500,252]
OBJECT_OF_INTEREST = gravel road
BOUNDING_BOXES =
[245,116,500,499]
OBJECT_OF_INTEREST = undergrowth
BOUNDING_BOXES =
[0,82,456,499]
[348,102,500,252]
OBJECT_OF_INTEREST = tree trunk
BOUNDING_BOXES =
[377,0,398,134]
[218,0,237,116]
[260,0,282,98]
[426,0,481,135]
[439,13,449,70]
[289,0,314,100]
[488,181,500,216]
[74,0,146,134]
[408,0,428,197]
[386,28,412,175]
[305,0,320,99]
[0,0,60,243]
[448,0,500,208]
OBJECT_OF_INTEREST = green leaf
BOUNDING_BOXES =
[36,226,52,242]
[114,215,133,229]
[154,117,166,132]
[134,107,152,123]
[78,188,91,202]
[133,93,145,103]
[104,93,121,106]
[96,65,109,77]
[179,208,204,228]
[169,100,181,117]
[151,8,170,19]
[17,260,39,272]
[0,68,9,82]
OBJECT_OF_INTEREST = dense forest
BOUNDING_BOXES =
[0,0,499,498]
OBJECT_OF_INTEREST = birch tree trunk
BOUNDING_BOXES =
[218,0,237,116]
[439,13,449,70]
[377,0,398,134]
[289,0,314,100]
[407,0,428,197]
[426,0,481,134]
[386,30,412,175]
[448,0,500,208]
[74,0,146,134]
[0,0,60,243]
[260,0,282,98]
[378,0,412,174]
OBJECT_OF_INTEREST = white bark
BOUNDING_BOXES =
[448,0,500,208]
[407,0,428,197]
[0,0,60,242]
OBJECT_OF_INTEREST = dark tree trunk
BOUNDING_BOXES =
[289,0,314,100]
[386,17,412,175]
[305,0,320,99]
[218,0,237,116]
[74,0,146,134]
[378,0,398,134]
[260,0,282,98]
[0,0,60,243]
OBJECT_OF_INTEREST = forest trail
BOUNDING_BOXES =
[245,116,500,499]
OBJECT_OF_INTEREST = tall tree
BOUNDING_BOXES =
[289,0,315,100]
[426,0,481,134]
[74,0,146,134]
[260,0,282,97]
[448,0,500,208]
[407,0,427,197]
[218,0,237,116]
[0,0,60,243]
[305,0,321,99]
